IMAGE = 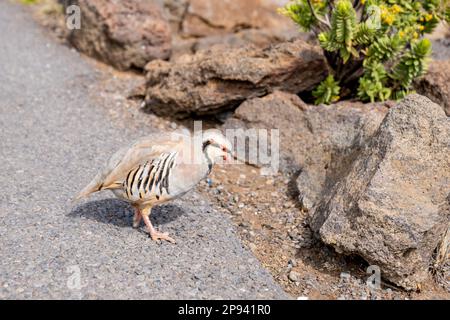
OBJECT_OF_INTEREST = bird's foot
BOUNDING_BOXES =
[150,230,176,244]
[141,211,175,243]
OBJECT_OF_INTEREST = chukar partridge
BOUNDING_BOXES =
[75,131,234,243]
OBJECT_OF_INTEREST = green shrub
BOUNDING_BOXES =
[20,0,39,4]
[313,74,341,104]
[280,0,449,104]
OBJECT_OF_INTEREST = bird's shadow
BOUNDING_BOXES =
[68,198,186,229]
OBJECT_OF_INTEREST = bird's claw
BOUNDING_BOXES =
[150,231,176,244]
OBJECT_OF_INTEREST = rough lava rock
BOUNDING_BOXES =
[163,0,301,59]
[163,0,294,38]
[190,28,301,53]
[310,94,450,290]
[429,22,450,60]
[170,28,304,61]
[223,91,388,188]
[415,60,450,116]
[67,0,172,70]
[162,0,189,33]
[144,40,327,117]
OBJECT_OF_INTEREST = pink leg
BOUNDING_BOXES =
[132,207,142,228]
[141,207,176,244]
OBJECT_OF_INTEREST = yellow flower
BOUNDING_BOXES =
[380,5,396,26]
[413,32,419,39]
[382,12,395,25]
[418,25,425,31]
[391,4,402,14]
[312,0,325,7]
[425,14,433,21]
[361,0,366,4]
[399,31,405,38]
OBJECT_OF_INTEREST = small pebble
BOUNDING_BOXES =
[288,259,298,268]
[288,271,300,282]
[288,230,298,239]
[340,272,351,282]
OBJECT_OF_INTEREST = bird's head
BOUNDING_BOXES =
[201,130,234,164]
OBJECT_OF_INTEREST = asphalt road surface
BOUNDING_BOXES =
[0,2,287,299]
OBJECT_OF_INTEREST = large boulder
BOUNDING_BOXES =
[415,60,450,116]
[144,40,327,117]
[310,94,450,290]
[223,91,388,179]
[180,0,293,38]
[293,100,389,211]
[163,0,301,59]
[163,0,293,38]
[67,0,172,70]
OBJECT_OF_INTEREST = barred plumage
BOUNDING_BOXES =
[122,152,178,202]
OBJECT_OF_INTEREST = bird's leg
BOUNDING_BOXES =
[141,206,176,244]
[132,206,142,228]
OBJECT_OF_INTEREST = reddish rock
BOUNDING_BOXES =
[179,0,294,38]
[162,0,300,58]
[67,0,172,70]
[170,27,304,61]
[144,40,327,117]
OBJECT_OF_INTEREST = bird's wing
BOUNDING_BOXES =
[101,134,186,188]
[74,133,186,200]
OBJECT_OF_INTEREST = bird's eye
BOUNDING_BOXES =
[222,146,227,152]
